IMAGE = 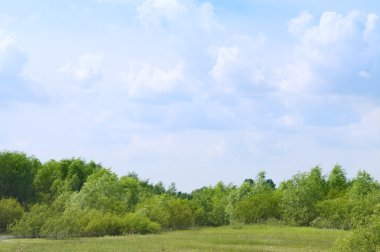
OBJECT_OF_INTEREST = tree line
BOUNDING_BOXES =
[1,151,380,250]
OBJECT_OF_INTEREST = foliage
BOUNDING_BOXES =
[136,195,194,229]
[0,198,24,232]
[349,170,378,199]
[4,149,380,250]
[9,204,55,238]
[232,190,280,224]
[121,213,160,234]
[280,167,325,226]
[68,169,127,214]
[313,196,351,229]
[191,182,233,227]
[33,159,102,203]
[166,198,194,229]
[326,164,348,198]
[333,227,377,252]
[0,151,40,202]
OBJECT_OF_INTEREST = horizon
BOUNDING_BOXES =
[1,0,380,192]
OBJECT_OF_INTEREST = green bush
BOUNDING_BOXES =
[313,197,350,229]
[121,213,160,234]
[9,204,54,238]
[136,196,195,230]
[0,198,24,232]
[136,196,170,228]
[40,207,160,238]
[40,208,87,239]
[349,191,380,228]
[83,211,123,237]
[41,208,124,239]
[166,198,195,229]
[333,204,380,251]
[232,191,279,224]
[333,227,376,252]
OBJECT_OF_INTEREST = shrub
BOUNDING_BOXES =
[349,191,380,228]
[232,191,279,224]
[333,227,376,252]
[83,211,123,237]
[9,204,54,238]
[136,196,170,228]
[333,204,380,251]
[313,197,350,229]
[0,198,24,232]
[41,208,124,239]
[121,213,160,234]
[41,208,160,239]
[166,198,195,229]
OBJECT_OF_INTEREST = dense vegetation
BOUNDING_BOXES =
[1,151,380,250]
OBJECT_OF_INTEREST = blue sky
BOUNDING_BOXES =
[1,0,380,191]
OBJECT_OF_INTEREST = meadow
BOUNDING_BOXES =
[0,225,347,252]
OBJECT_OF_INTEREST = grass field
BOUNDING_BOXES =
[0,225,347,252]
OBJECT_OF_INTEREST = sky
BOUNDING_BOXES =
[1,0,380,192]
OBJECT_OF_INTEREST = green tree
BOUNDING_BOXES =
[119,176,142,211]
[0,151,40,202]
[191,182,233,226]
[281,166,326,226]
[349,170,378,199]
[326,164,347,198]
[33,160,62,203]
[68,169,127,214]
[33,158,102,203]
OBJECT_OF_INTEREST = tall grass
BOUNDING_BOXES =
[0,224,347,252]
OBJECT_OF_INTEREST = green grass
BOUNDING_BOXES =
[0,225,347,252]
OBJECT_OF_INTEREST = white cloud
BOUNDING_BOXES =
[276,114,302,128]
[358,70,371,78]
[211,46,241,82]
[120,61,183,96]
[137,0,187,26]
[96,0,140,4]
[364,13,378,42]
[304,11,361,46]
[273,11,380,95]
[96,0,223,33]
[288,11,313,37]
[0,29,26,74]
[136,0,222,32]
[349,107,380,143]
[295,11,378,62]
[209,34,267,89]
[58,52,104,82]
[199,2,223,31]
[273,61,315,94]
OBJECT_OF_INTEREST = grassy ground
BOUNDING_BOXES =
[0,225,347,252]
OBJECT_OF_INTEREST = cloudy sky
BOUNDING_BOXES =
[1,0,380,191]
